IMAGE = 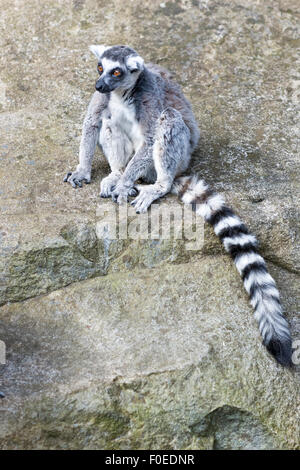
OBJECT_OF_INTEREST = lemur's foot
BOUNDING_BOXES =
[112,182,138,204]
[131,186,158,213]
[64,167,91,188]
[100,172,121,198]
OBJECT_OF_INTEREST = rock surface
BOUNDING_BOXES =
[0,0,299,449]
[0,260,299,449]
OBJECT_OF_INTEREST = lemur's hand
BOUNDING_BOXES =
[63,166,91,188]
[100,171,122,198]
[111,181,138,204]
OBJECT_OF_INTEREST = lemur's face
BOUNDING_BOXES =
[89,45,144,94]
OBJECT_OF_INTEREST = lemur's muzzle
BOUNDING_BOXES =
[95,79,111,93]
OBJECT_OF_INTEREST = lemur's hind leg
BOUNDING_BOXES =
[131,108,191,213]
[99,119,135,197]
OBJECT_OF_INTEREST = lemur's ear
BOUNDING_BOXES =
[126,54,144,72]
[89,45,108,59]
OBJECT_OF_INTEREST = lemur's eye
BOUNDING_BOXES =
[98,64,103,74]
[113,69,121,77]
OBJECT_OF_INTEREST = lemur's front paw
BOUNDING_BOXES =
[64,167,91,188]
[100,172,121,198]
[112,183,138,204]
[131,186,156,213]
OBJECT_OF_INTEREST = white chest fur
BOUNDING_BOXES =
[108,92,144,152]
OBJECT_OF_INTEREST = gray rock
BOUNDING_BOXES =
[0,260,299,449]
[0,0,299,450]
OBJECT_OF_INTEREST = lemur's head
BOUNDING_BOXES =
[89,45,144,94]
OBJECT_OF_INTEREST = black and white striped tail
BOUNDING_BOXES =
[172,175,292,366]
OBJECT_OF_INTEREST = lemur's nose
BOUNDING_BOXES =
[95,79,109,93]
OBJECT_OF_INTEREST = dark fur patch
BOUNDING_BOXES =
[207,206,235,227]
[249,282,274,300]
[218,223,249,241]
[102,45,137,62]
[228,242,258,259]
[241,261,267,281]
[264,336,293,367]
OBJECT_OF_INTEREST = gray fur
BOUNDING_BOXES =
[64,45,199,208]
[63,91,108,187]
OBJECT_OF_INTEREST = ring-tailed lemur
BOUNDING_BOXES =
[64,45,292,366]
